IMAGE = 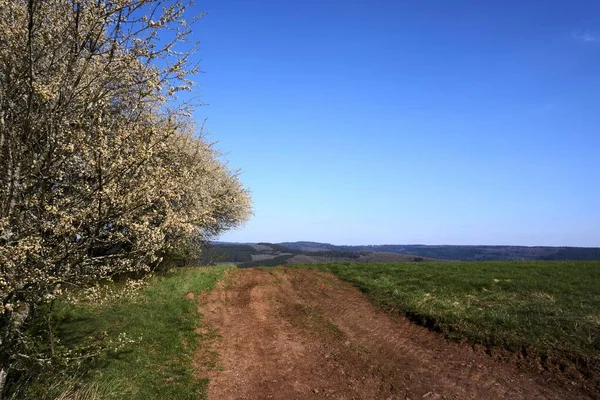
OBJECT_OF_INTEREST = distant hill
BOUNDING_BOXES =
[279,242,600,261]
[200,242,600,267]
[199,242,432,267]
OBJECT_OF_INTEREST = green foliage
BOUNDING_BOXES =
[307,261,600,376]
[8,266,230,400]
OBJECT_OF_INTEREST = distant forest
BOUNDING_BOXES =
[199,242,600,267]
[281,242,600,261]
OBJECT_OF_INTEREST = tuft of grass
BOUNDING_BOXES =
[304,261,600,376]
[16,265,230,400]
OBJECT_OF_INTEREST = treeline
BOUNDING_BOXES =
[279,242,600,261]
[238,255,295,268]
[303,251,369,259]
[200,244,372,266]
[203,242,600,268]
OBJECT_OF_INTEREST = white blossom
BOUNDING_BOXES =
[0,0,251,390]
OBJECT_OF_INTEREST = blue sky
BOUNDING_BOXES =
[189,0,600,246]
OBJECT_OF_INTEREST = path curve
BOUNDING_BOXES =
[196,268,591,400]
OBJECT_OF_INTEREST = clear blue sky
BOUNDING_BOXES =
[189,0,600,246]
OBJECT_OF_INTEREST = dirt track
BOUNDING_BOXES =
[196,267,592,399]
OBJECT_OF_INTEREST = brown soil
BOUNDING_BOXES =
[196,267,594,399]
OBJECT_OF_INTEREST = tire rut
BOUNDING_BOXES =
[196,268,592,400]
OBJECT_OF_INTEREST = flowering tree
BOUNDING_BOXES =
[0,0,251,394]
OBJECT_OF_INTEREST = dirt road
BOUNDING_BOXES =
[196,267,592,399]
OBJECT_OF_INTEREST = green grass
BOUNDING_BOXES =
[304,261,600,375]
[17,265,230,400]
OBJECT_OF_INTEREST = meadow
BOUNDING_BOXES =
[309,261,600,377]
[9,266,231,400]
[10,260,599,399]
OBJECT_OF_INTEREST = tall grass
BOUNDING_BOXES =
[10,266,230,400]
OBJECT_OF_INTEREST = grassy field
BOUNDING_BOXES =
[306,261,600,376]
[12,265,230,400]
[9,260,599,398]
